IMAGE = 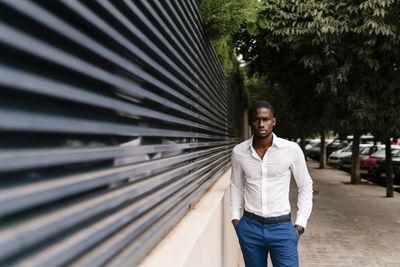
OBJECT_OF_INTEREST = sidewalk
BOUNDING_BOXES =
[292,160,400,266]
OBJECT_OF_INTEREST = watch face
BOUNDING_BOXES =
[295,225,304,234]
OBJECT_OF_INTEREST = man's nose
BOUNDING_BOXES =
[259,120,265,127]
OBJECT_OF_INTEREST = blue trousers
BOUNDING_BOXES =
[235,215,299,267]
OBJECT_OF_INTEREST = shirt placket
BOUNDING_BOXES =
[261,151,268,216]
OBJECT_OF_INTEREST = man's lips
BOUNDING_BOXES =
[258,130,267,134]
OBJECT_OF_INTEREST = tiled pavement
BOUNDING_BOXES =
[290,160,400,266]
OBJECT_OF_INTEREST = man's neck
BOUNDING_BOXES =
[252,134,273,149]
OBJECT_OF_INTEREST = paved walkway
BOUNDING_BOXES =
[291,160,400,266]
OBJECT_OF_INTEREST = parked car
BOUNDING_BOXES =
[326,138,349,158]
[306,142,321,160]
[328,146,353,167]
[306,139,334,161]
[305,139,320,151]
[339,145,382,171]
[362,146,400,180]
[347,135,376,145]
[371,152,400,185]
[329,144,373,168]
[326,136,375,158]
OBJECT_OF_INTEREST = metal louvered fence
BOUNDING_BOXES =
[0,0,238,266]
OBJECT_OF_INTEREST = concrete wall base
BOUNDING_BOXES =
[140,167,244,267]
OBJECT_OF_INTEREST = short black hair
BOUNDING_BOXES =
[248,100,275,120]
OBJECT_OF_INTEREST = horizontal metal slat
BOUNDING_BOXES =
[0,141,227,173]
[78,158,230,267]
[0,145,232,218]
[164,1,227,102]
[0,66,227,135]
[137,0,227,114]
[181,3,229,108]
[0,152,229,262]
[183,0,229,98]
[118,0,228,118]
[0,109,228,139]
[101,157,230,267]
[97,0,226,118]
[3,156,230,266]
[57,0,228,126]
[0,0,237,265]
[150,1,228,111]
[0,21,226,130]
[175,1,226,91]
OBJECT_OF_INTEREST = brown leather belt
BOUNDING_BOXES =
[244,210,291,224]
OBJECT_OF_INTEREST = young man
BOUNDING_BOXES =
[230,100,313,267]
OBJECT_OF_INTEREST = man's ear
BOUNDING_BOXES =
[273,117,277,126]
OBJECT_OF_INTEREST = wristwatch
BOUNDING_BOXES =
[294,225,305,235]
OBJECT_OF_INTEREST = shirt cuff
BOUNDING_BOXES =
[294,215,308,228]
[231,210,241,221]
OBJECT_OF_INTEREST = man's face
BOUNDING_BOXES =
[249,107,276,139]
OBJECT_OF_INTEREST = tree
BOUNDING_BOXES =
[234,0,400,188]
[234,0,344,164]
[352,0,400,191]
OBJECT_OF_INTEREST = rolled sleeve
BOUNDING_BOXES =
[291,144,313,228]
[230,150,244,221]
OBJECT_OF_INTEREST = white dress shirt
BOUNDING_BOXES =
[230,133,313,227]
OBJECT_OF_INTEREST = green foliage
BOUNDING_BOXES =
[196,0,265,77]
[196,0,263,40]
[235,0,400,140]
[245,74,269,105]
[197,0,400,140]
[246,13,270,35]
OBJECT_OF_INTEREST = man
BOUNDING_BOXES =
[230,100,313,267]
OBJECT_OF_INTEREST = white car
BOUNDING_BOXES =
[328,144,373,167]
[305,139,320,150]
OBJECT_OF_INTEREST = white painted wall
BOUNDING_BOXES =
[140,168,244,267]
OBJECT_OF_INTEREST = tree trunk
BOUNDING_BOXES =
[320,128,326,168]
[351,132,361,184]
[386,138,393,197]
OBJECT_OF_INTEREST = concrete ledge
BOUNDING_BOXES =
[140,167,244,267]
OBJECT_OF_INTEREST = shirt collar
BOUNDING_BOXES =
[248,132,280,149]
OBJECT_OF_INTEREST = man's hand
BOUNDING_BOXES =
[295,228,301,239]
[294,224,305,239]
[232,219,239,229]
